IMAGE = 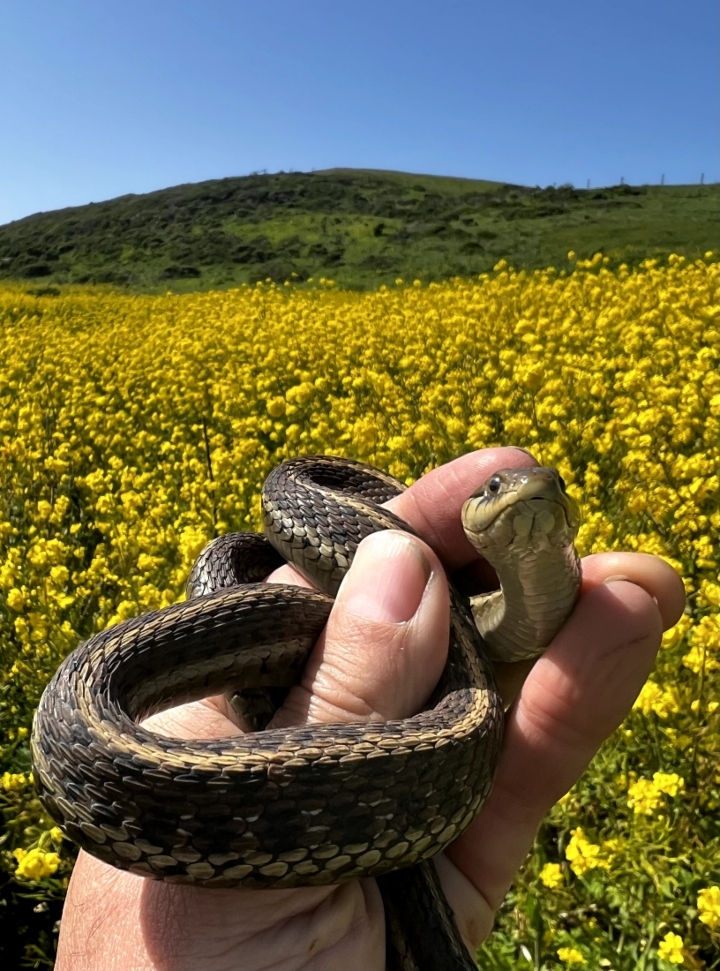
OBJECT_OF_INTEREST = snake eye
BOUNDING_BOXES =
[486,475,502,495]
[557,475,567,492]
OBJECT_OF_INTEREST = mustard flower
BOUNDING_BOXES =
[539,862,564,889]
[564,828,607,876]
[697,886,720,930]
[557,947,585,964]
[13,847,61,881]
[657,931,684,963]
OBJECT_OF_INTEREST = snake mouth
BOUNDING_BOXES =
[462,467,580,540]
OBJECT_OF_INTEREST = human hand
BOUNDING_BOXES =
[55,447,685,971]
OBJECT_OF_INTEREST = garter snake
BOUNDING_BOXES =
[31,456,580,969]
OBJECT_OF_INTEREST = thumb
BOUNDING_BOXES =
[270,530,450,729]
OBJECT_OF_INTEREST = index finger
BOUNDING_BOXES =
[385,446,538,572]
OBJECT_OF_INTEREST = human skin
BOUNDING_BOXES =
[55,447,685,971]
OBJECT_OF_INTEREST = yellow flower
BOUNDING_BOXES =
[5,587,26,611]
[684,615,720,673]
[657,931,684,963]
[13,847,61,880]
[413,423,433,443]
[557,946,585,964]
[137,553,161,574]
[49,564,70,587]
[285,382,315,406]
[697,885,720,929]
[633,681,680,718]
[522,364,544,391]
[539,862,564,889]
[266,396,286,417]
[627,778,661,815]
[564,828,607,875]
[653,772,684,798]
[36,500,53,520]
[177,525,210,570]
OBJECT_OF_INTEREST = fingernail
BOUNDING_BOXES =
[511,446,538,461]
[337,531,432,623]
[603,574,631,584]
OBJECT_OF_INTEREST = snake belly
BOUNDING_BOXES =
[31,456,504,893]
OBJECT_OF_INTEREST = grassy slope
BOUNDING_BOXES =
[0,169,717,292]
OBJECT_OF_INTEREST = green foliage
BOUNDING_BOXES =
[0,169,717,292]
[0,873,64,970]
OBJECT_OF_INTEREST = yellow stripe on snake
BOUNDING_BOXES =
[31,456,580,970]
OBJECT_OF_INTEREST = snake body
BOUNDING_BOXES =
[31,456,580,967]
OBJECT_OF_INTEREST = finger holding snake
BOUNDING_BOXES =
[51,447,684,971]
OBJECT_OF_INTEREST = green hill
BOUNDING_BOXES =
[0,169,716,291]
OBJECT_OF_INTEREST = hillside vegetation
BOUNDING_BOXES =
[0,168,716,291]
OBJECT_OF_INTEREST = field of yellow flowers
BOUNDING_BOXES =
[0,254,718,969]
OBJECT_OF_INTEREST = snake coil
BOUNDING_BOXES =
[31,455,580,968]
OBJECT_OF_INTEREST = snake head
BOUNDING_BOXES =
[461,466,580,557]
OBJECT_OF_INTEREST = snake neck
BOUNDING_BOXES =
[469,542,581,663]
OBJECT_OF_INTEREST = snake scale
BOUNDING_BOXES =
[31,455,581,969]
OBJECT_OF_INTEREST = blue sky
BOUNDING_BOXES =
[2,0,718,225]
